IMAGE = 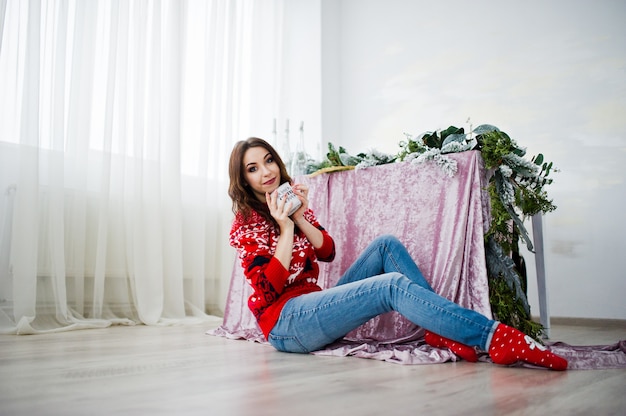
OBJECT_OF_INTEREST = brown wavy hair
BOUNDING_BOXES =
[228,137,293,224]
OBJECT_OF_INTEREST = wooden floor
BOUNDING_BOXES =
[0,319,624,416]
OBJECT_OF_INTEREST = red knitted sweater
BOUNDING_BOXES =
[229,208,336,338]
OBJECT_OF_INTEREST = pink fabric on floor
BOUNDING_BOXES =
[309,338,626,369]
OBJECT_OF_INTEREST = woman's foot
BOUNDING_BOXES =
[424,330,478,362]
[489,323,568,370]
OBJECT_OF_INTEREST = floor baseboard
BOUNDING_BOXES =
[540,316,626,329]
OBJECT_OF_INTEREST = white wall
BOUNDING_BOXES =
[309,0,626,320]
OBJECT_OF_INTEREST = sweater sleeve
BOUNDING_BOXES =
[302,209,336,262]
[315,231,336,262]
[230,216,290,309]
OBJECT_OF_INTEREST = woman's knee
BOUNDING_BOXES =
[374,272,413,309]
[373,234,402,248]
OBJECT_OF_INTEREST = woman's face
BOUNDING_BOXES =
[243,146,281,202]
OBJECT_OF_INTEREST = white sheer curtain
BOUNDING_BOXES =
[0,0,284,334]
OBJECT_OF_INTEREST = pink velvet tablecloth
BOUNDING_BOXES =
[209,151,626,368]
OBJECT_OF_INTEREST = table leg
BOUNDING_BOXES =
[532,214,550,339]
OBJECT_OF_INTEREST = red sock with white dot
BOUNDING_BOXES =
[488,323,568,370]
[424,330,478,362]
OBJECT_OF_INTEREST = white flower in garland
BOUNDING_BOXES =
[411,148,439,165]
[441,140,474,154]
[403,152,420,163]
[499,164,513,178]
[436,154,458,177]
[355,149,396,170]
[355,158,379,170]
[411,148,458,177]
[503,153,539,178]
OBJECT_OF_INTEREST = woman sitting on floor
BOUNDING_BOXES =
[227,137,568,370]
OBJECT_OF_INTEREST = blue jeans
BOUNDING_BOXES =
[268,234,498,353]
